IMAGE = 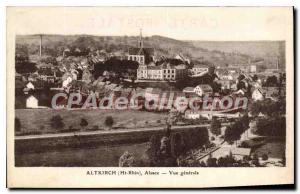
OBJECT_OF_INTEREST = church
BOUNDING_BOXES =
[127,29,155,65]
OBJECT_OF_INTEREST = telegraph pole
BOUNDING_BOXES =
[39,34,43,57]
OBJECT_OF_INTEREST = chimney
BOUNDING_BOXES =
[39,35,43,57]
[139,28,143,48]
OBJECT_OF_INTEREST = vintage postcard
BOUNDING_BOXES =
[7,7,294,188]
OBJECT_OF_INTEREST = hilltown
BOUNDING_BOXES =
[51,91,249,112]
[16,31,285,120]
[15,31,287,168]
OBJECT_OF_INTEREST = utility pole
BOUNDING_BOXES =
[39,34,43,57]
[139,28,143,48]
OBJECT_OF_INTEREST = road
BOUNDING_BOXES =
[15,124,213,140]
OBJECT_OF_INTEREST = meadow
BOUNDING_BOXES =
[15,109,168,135]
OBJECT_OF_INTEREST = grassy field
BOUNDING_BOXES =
[252,140,285,159]
[15,109,168,135]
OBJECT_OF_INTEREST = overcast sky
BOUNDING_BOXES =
[8,7,292,41]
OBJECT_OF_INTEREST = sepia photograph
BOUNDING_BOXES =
[6,6,294,188]
[14,33,287,168]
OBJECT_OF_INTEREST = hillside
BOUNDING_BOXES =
[15,35,284,67]
[190,41,285,58]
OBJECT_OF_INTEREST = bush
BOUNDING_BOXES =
[50,115,65,130]
[119,151,136,167]
[256,116,286,137]
[105,116,114,129]
[89,125,100,131]
[80,118,88,128]
[210,117,221,136]
[39,125,45,131]
[262,154,269,161]
[15,118,21,132]
[66,125,80,132]
[252,154,260,166]
[206,155,217,167]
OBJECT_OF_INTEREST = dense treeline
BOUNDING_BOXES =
[93,58,139,79]
[249,98,286,117]
[224,114,249,144]
[119,127,209,167]
[256,117,286,137]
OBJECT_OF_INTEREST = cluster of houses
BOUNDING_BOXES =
[16,30,285,117]
[137,63,188,81]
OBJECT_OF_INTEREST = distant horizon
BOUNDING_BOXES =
[16,34,286,42]
[16,34,285,59]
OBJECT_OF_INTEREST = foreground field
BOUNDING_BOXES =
[15,109,168,135]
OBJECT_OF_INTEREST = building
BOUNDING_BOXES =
[185,110,201,119]
[194,84,213,96]
[136,62,188,81]
[182,87,195,93]
[161,62,188,81]
[175,64,188,80]
[147,66,163,80]
[192,64,209,75]
[174,53,190,64]
[127,29,154,65]
[217,80,234,90]
[26,95,38,108]
[26,82,35,90]
[262,87,281,101]
[250,65,257,73]
[201,146,251,162]
[251,88,264,101]
[161,63,176,80]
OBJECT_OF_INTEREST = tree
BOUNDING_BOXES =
[141,135,161,166]
[252,154,260,166]
[170,133,183,157]
[256,116,285,137]
[224,126,237,144]
[259,65,267,72]
[224,114,250,144]
[264,75,278,87]
[206,154,217,167]
[91,125,99,131]
[15,61,37,74]
[281,154,286,166]
[40,56,58,66]
[93,58,139,79]
[50,115,65,130]
[105,116,114,129]
[210,117,221,136]
[119,151,136,167]
[80,118,88,130]
[15,117,21,132]
[252,74,258,81]
[262,154,269,161]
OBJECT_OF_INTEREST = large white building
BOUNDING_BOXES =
[192,64,209,75]
[26,95,38,108]
[137,62,188,81]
